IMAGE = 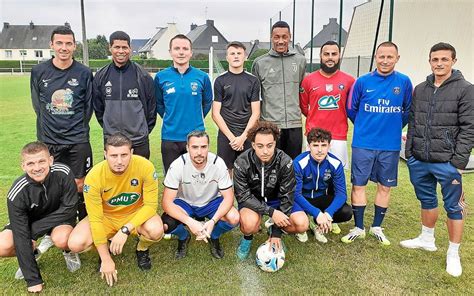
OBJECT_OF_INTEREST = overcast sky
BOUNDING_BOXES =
[1,0,366,45]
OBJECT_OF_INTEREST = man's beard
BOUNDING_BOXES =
[320,60,340,74]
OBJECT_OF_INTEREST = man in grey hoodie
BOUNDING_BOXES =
[252,21,306,159]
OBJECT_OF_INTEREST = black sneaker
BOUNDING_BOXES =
[209,238,224,259]
[175,235,191,260]
[136,249,152,271]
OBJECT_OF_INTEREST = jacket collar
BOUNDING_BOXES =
[268,48,297,57]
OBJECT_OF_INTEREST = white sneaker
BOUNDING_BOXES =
[446,253,462,277]
[37,235,54,254]
[15,250,42,280]
[369,226,391,246]
[63,251,81,272]
[295,232,308,243]
[341,227,366,244]
[264,218,274,228]
[314,230,328,243]
[400,235,437,251]
[331,223,341,234]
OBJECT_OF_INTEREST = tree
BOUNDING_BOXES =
[73,35,109,60]
[249,48,269,60]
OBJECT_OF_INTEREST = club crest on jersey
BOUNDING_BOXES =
[67,78,79,87]
[47,88,74,115]
[339,84,345,90]
[318,94,340,110]
[190,82,198,92]
[131,179,139,186]
[153,172,158,180]
[107,193,141,206]
[83,184,90,193]
[323,169,332,182]
[393,87,401,95]
[292,63,298,72]
[325,84,333,92]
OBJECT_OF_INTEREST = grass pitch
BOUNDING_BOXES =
[0,75,472,294]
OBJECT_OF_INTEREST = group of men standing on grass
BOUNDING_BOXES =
[0,19,473,292]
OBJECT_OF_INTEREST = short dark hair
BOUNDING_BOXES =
[109,31,130,46]
[186,130,210,144]
[248,121,280,142]
[307,128,332,144]
[169,34,192,50]
[21,141,49,157]
[320,40,340,54]
[430,42,456,59]
[105,133,132,150]
[271,21,291,34]
[376,41,398,52]
[51,26,75,43]
[227,41,246,51]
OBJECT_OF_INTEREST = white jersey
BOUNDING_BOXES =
[164,152,232,206]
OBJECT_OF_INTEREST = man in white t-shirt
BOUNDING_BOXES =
[161,131,239,259]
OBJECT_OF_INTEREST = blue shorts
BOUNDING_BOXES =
[407,157,465,220]
[174,197,223,219]
[351,147,399,187]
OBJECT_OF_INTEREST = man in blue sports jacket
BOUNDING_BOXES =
[293,128,352,243]
[343,41,412,246]
[154,34,213,173]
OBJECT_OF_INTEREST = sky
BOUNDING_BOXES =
[0,0,366,45]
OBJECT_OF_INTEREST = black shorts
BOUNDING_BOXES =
[47,143,92,178]
[132,141,150,159]
[217,131,251,169]
[161,140,187,173]
[305,195,352,223]
[277,127,303,160]
[4,220,76,240]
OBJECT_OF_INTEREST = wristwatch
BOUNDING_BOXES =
[120,226,130,235]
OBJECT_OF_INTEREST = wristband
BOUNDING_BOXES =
[211,217,218,224]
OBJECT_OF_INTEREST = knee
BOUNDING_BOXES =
[51,233,69,250]
[226,210,240,226]
[143,223,164,241]
[161,213,180,234]
[0,241,14,257]
[239,215,259,234]
[292,214,309,233]
[338,204,353,223]
[67,233,89,253]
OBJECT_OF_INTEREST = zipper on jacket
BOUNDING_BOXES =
[281,56,288,127]
[425,88,437,160]
[42,184,48,201]
[261,165,266,202]
[315,162,320,191]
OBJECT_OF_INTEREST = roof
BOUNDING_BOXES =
[304,18,348,49]
[131,39,149,55]
[0,22,66,49]
[138,27,167,52]
[186,20,228,50]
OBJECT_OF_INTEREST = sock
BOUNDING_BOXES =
[170,224,189,241]
[137,235,159,251]
[372,204,388,227]
[352,205,366,229]
[421,225,435,239]
[77,192,87,220]
[243,235,253,241]
[447,241,460,256]
[210,221,236,240]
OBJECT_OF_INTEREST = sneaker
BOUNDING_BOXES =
[331,223,341,234]
[264,218,274,228]
[400,235,437,251]
[15,249,42,280]
[236,237,253,260]
[446,253,462,277]
[136,249,152,270]
[341,227,366,244]
[37,235,54,254]
[163,233,178,240]
[175,235,191,260]
[369,227,391,246]
[295,232,308,243]
[63,251,81,272]
[209,238,224,259]
[314,230,328,243]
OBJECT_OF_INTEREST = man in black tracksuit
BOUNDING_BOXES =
[401,42,474,277]
[233,121,308,260]
[93,31,156,158]
[0,142,80,293]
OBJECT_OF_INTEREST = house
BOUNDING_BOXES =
[186,20,229,59]
[0,21,70,61]
[138,23,180,59]
[304,18,348,64]
[131,39,149,57]
[247,40,271,58]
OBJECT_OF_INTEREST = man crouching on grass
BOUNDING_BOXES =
[0,141,80,293]
[68,133,163,287]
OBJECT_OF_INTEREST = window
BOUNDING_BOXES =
[332,33,338,41]
[32,36,38,41]
[50,50,55,57]
[35,50,43,58]
[5,50,12,58]
[212,35,218,43]
[20,50,27,56]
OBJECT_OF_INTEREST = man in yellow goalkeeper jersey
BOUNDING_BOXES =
[68,133,163,287]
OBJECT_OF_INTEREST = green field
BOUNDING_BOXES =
[0,75,472,294]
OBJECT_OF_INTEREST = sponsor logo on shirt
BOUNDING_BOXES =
[67,78,79,87]
[318,94,340,110]
[105,81,112,87]
[42,79,51,87]
[166,87,176,94]
[127,88,138,98]
[364,98,401,114]
[107,193,141,206]
[47,88,74,115]
[325,84,333,92]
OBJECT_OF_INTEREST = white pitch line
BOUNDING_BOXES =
[236,260,264,296]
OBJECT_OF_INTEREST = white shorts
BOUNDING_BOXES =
[306,139,348,169]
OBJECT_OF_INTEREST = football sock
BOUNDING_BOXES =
[447,241,460,255]
[210,221,236,240]
[243,235,253,241]
[137,235,160,251]
[170,224,189,241]
[421,225,435,239]
[352,205,366,229]
[77,192,87,220]
[372,204,387,227]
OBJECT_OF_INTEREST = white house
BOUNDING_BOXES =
[138,23,180,59]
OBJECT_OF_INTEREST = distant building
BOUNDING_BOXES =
[304,18,348,64]
[131,39,149,57]
[247,40,271,58]
[0,21,70,61]
[186,20,229,59]
[138,23,180,59]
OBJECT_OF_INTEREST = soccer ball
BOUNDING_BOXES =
[255,242,285,272]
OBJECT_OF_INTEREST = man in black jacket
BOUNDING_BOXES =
[93,31,156,159]
[402,43,474,277]
[234,121,308,260]
[0,142,80,293]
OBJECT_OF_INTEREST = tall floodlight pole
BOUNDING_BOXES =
[80,0,89,66]
[388,0,394,41]
[338,0,343,46]
[279,11,282,21]
[269,18,273,50]
[292,0,296,47]
[309,0,315,72]
[369,0,385,72]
